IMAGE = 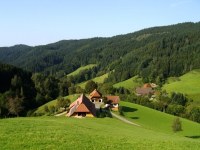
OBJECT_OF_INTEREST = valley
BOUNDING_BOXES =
[0,22,200,150]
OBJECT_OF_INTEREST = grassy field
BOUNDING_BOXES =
[0,116,200,150]
[67,64,97,77]
[35,98,200,137]
[34,94,79,115]
[162,70,200,102]
[118,101,200,137]
[113,76,142,90]
[78,73,109,89]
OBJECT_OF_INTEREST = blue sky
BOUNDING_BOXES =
[0,0,199,47]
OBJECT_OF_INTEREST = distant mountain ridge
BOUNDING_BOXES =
[0,22,200,83]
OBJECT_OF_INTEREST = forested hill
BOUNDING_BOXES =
[0,62,37,116]
[0,22,200,83]
[0,62,34,93]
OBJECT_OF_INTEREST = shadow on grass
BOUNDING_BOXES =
[122,106,138,112]
[130,117,139,119]
[185,135,200,139]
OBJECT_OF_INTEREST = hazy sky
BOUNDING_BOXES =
[0,0,199,47]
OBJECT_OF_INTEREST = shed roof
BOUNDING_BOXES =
[106,96,120,104]
[136,87,154,95]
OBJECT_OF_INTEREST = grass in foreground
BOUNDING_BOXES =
[0,117,200,150]
[162,70,200,102]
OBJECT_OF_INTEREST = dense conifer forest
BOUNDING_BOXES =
[0,22,200,83]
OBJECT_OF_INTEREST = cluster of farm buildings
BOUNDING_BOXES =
[67,89,120,117]
[66,83,157,118]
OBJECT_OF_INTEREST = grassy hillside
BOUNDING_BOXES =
[113,76,142,90]
[78,73,109,89]
[163,70,200,102]
[119,101,200,137]
[34,94,79,115]
[0,117,200,150]
[67,64,97,77]
[34,99,200,137]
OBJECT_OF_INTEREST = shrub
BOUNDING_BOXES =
[56,97,71,110]
[44,105,49,113]
[96,109,112,118]
[186,106,200,123]
[119,106,124,116]
[49,105,56,115]
[172,117,182,132]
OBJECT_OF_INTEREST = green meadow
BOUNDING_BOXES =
[78,73,109,88]
[163,70,200,102]
[0,116,200,150]
[119,101,200,137]
[1,100,200,150]
[67,64,97,77]
[34,94,79,115]
[113,76,142,90]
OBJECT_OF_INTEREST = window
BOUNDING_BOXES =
[78,112,86,117]
[113,104,118,107]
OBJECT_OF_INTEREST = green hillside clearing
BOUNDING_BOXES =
[0,117,199,150]
[78,73,109,88]
[67,64,97,77]
[34,94,79,115]
[113,76,142,90]
[163,70,200,102]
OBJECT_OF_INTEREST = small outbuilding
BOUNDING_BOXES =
[135,83,156,96]
[106,96,120,111]
[135,87,154,96]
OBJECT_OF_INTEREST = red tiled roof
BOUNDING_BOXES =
[106,96,120,104]
[89,89,102,98]
[67,94,96,117]
[75,103,90,112]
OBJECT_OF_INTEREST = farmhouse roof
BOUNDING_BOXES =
[143,83,152,88]
[67,94,96,117]
[106,96,120,104]
[136,87,154,95]
[89,89,102,99]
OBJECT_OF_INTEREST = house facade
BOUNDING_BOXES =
[89,89,104,109]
